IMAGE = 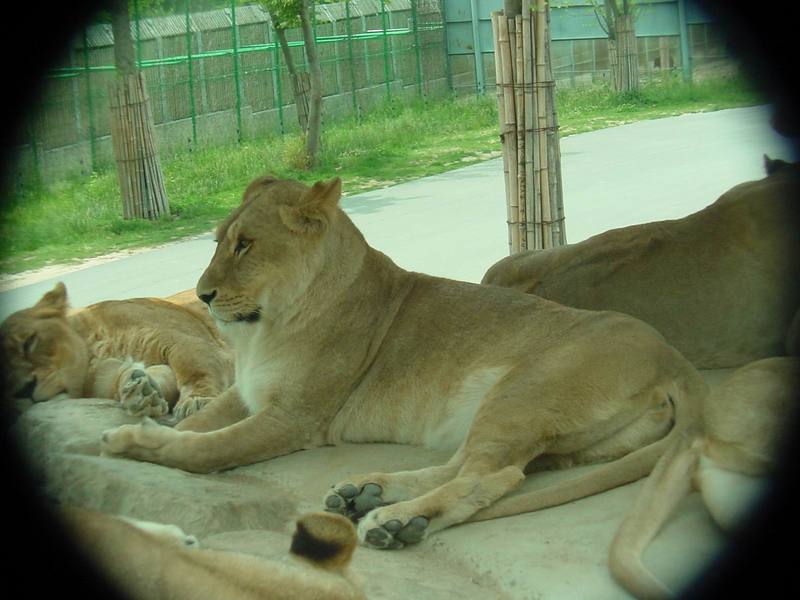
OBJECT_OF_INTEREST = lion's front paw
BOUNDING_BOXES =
[324,482,386,522]
[357,509,430,550]
[119,369,168,418]
[101,417,179,460]
[172,395,213,421]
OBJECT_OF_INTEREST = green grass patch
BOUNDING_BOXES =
[0,73,763,275]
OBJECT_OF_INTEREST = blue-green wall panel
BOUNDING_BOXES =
[446,0,714,54]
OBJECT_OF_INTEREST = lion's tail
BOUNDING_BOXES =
[466,375,704,523]
[608,430,702,599]
[290,512,358,573]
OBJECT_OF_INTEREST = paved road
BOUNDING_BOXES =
[0,105,794,320]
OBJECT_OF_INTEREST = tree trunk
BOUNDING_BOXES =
[273,23,310,131]
[504,0,522,18]
[609,13,639,92]
[109,0,169,220]
[300,0,323,167]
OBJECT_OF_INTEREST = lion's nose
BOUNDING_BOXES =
[198,290,217,305]
[14,377,37,399]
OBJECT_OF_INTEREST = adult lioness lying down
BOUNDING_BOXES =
[102,175,707,549]
[481,158,800,369]
[1,283,233,420]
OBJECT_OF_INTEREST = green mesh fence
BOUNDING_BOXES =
[19,0,450,182]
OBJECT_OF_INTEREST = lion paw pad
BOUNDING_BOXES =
[324,482,385,521]
[119,369,168,418]
[363,515,429,550]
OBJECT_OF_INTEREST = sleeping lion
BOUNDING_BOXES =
[1,282,233,420]
[481,157,800,369]
[101,175,707,549]
[62,507,364,599]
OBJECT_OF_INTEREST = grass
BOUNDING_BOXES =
[0,73,764,276]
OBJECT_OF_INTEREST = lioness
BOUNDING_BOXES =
[481,158,800,369]
[609,357,800,599]
[62,507,364,599]
[101,176,707,549]
[1,282,233,420]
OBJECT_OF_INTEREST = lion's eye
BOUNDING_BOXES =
[234,239,251,256]
[22,334,38,357]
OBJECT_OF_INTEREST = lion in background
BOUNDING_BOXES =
[102,175,707,550]
[481,157,800,369]
[61,507,365,600]
[1,282,233,421]
[610,356,800,599]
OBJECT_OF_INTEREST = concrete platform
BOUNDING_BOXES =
[3,105,795,598]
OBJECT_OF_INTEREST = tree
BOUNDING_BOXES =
[108,0,169,219]
[259,0,324,167]
[593,1,640,92]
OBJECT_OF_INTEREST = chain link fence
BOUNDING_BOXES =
[16,0,449,183]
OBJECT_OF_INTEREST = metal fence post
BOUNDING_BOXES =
[185,0,197,146]
[677,0,692,82]
[440,0,453,92]
[134,0,142,68]
[469,0,484,95]
[411,0,424,97]
[230,0,243,141]
[268,20,285,134]
[82,27,97,172]
[345,1,359,119]
[380,0,391,100]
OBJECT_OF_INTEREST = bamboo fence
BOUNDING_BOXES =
[108,72,169,220]
[492,0,565,254]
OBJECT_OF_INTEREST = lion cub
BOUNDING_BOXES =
[62,507,365,599]
[609,357,800,599]
[1,282,233,421]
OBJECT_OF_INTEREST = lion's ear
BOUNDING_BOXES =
[279,178,342,235]
[32,282,69,318]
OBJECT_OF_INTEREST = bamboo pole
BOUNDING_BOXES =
[514,14,527,250]
[522,4,537,250]
[543,8,565,245]
[534,0,552,248]
[492,0,565,253]
[498,14,519,253]
[491,12,514,254]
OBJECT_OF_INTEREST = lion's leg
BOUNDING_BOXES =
[355,458,527,549]
[101,402,317,473]
[324,451,465,521]
[174,385,248,433]
[165,341,233,420]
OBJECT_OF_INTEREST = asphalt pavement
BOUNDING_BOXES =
[0,104,794,320]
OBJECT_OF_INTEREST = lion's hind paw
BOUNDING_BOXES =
[324,482,386,522]
[359,513,429,550]
[119,369,168,418]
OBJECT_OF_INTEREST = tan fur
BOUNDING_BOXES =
[481,162,800,368]
[609,357,800,599]
[101,176,707,549]
[1,283,233,420]
[61,507,364,600]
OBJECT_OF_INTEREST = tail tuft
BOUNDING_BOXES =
[290,512,357,571]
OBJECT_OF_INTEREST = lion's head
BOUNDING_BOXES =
[196,176,358,328]
[0,282,89,402]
